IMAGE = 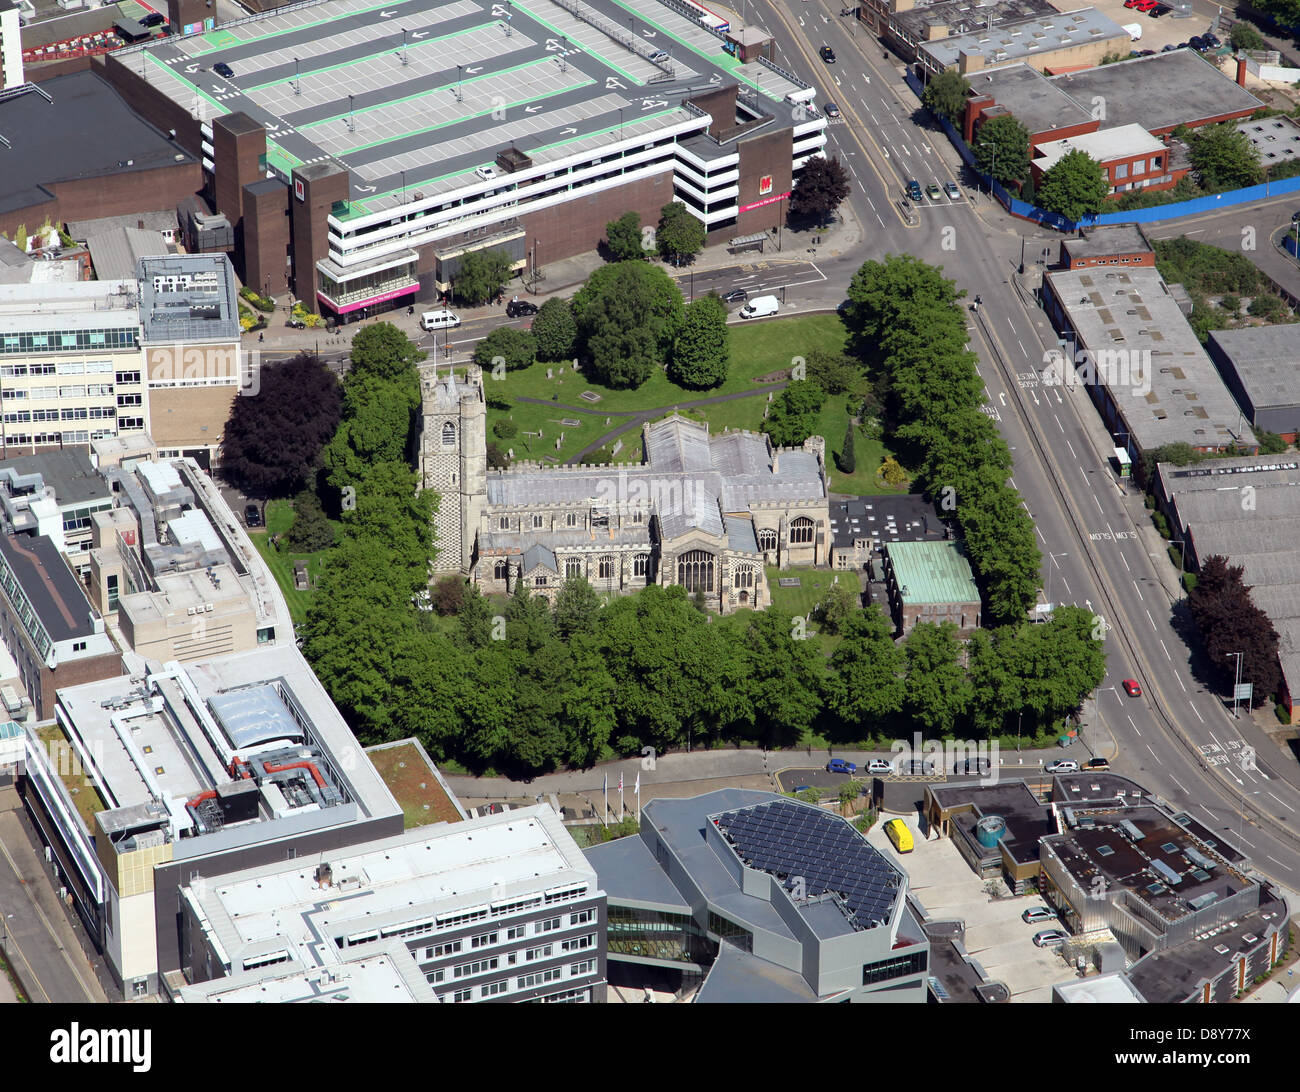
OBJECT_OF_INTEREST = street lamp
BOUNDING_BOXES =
[1172,538,1187,576]
[1045,550,1068,610]
[1237,788,1264,846]
[1227,652,1245,718]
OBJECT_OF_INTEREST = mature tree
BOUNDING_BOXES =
[763,379,826,446]
[220,353,341,497]
[473,326,537,372]
[973,115,1031,188]
[805,349,861,396]
[1257,428,1288,455]
[341,460,434,589]
[815,579,857,634]
[1036,149,1112,223]
[287,489,335,552]
[921,68,971,126]
[903,621,971,735]
[322,380,417,493]
[731,610,825,745]
[1230,21,1267,50]
[605,211,648,261]
[594,585,743,754]
[457,583,494,649]
[1188,555,1281,704]
[965,628,1017,740]
[656,201,706,265]
[486,441,511,469]
[554,576,602,640]
[389,630,469,756]
[453,248,513,306]
[1189,123,1264,191]
[429,575,467,615]
[845,254,963,353]
[531,297,578,362]
[348,323,426,386]
[825,606,906,730]
[668,292,729,389]
[572,261,684,388]
[789,156,851,226]
[959,487,1041,626]
[836,418,857,475]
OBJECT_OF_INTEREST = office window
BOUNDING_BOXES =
[453,957,499,979]
[538,917,561,933]
[452,988,473,1003]
[1114,162,1128,180]
[862,949,928,985]
[525,944,553,961]
[506,925,527,940]
[115,371,141,385]
[116,394,142,407]
[470,931,499,949]
[425,969,445,984]
[569,960,594,976]
[570,908,595,926]
[481,980,509,997]
[560,934,594,953]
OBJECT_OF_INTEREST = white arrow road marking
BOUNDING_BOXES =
[525,104,544,113]
[606,77,625,89]
[561,126,577,134]
[466,66,483,73]
[642,28,656,36]
[834,76,841,85]
[380,8,397,16]
[999,392,1007,406]
[411,30,427,38]
[356,184,376,192]
[186,63,200,72]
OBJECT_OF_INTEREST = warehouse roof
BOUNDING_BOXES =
[1207,324,1300,411]
[965,62,1094,138]
[921,7,1130,73]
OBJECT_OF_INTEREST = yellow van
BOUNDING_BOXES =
[884,818,914,853]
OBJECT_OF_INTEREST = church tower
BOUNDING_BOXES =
[419,365,486,574]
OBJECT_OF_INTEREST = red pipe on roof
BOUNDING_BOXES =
[186,789,218,809]
[263,759,327,790]
[229,757,253,780]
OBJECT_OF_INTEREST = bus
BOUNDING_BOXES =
[883,818,914,853]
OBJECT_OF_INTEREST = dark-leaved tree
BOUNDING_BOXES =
[1188,555,1280,704]
[531,297,578,362]
[605,211,648,261]
[453,249,513,306]
[220,352,341,498]
[789,155,850,226]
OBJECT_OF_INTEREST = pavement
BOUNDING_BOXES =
[0,785,110,1003]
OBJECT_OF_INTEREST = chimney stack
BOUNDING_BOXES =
[1236,52,1248,87]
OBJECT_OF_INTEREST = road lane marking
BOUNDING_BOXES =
[1066,439,1076,458]
[1127,714,1140,737]
[1133,580,1144,602]
[1267,791,1292,812]
[1145,608,1156,630]
[1176,673,1186,693]
[1146,744,1161,764]
[1159,639,1171,661]
[1189,701,1205,724]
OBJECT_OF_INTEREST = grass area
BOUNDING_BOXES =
[250,498,337,625]
[365,741,463,829]
[764,566,860,617]
[486,314,851,464]
[34,724,105,833]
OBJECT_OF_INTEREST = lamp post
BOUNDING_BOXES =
[1045,550,1068,611]
[1238,788,1263,846]
[1227,652,1245,718]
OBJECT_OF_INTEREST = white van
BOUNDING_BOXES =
[739,295,779,319]
[421,309,461,331]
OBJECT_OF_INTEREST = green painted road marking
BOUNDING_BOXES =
[509,0,642,85]
[264,143,303,176]
[244,21,490,91]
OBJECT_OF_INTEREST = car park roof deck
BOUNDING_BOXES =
[118,0,808,216]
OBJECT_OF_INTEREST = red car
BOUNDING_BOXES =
[1122,678,1142,697]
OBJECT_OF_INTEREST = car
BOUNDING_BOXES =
[475,165,498,181]
[792,785,812,793]
[1045,759,1079,774]
[505,299,538,318]
[826,758,857,774]
[1202,32,1221,47]
[896,757,937,775]
[926,182,943,201]
[820,46,836,62]
[961,757,992,775]
[1122,678,1142,697]
[213,62,234,78]
[824,101,841,119]
[1129,0,1157,9]
[286,317,306,329]
[1149,4,1172,16]
[244,504,262,528]
[721,288,748,304]
[1085,757,1111,771]
[906,179,923,202]
[1137,48,1156,55]
[1022,907,1058,924]
[1033,929,1070,948]
[1161,43,1177,50]
[140,11,166,26]
[866,759,893,774]
[649,49,669,62]
[944,180,961,200]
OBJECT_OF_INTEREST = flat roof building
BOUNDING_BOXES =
[1206,324,1300,442]
[0,71,201,240]
[917,8,1131,80]
[1032,123,1176,198]
[880,538,981,633]
[1060,223,1155,269]
[828,493,948,571]
[1237,114,1300,169]
[98,0,825,321]
[0,530,120,718]
[0,448,113,560]
[586,788,929,1002]
[864,0,1057,62]
[178,804,606,1004]
[1043,265,1258,457]
[21,645,406,998]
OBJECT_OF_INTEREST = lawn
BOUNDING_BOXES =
[485,313,851,464]
[250,498,337,625]
[764,567,860,617]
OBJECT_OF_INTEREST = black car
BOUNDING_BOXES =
[1084,757,1111,771]
[1149,4,1171,15]
[1202,32,1221,47]
[213,62,234,78]
[244,504,262,528]
[140,11,166,26]
[820,45,836,63]
[505,299,538,318]
[721,288,748,303]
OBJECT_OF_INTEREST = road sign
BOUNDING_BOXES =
[1234,683,1254,702]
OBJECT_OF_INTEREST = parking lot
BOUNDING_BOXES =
[864,812,1080,1002]
[1090,0,1227,54]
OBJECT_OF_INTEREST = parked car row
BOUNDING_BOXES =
[906,178,962,204]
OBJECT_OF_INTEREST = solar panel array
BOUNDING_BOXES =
[713,800,901,931]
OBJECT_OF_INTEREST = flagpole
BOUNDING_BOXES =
[603,773,608,826]
[619,774,624,821]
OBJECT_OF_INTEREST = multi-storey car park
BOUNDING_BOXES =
[99,0,826,322]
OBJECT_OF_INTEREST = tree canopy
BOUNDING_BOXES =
[668,292,730,389]
[453,248,513,306]
[921,69,971,126]
[973,115,1031,188]
[572,261,684,388]
[656,202,706,265]
[789,156,851,225]
[531,297,578,362]
[220,352,341,497]
[605,211,648,261]
[1036,149,1112,223]
[1188,124,1264,192]
[473,326,537,372]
